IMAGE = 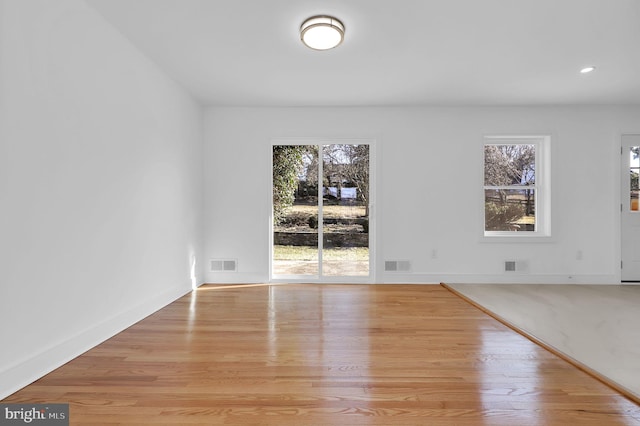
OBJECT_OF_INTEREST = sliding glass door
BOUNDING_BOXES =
[272,142,371,280]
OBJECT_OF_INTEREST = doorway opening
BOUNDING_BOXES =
[271,141,372,281]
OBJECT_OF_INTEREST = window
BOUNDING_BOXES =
[629,146,640,211]
[483,135,550,237]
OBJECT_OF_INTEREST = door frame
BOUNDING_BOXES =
[620,134,640,283]
[269,137,376,283]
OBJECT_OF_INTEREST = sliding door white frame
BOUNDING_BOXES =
[270,137,376,283]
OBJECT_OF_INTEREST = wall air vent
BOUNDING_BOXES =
[504,260,528,273]
[385,260,411,272]
[210,259,237,272]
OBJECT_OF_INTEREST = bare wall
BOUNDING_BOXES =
[0,0,204,398]
[203,106,637,284]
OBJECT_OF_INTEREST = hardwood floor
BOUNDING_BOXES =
[3,284,639,425]
[443,283,640,404]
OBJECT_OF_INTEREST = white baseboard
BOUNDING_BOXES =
[382,273,618,285]
[205,272,268,284]
[0,284,195,400]
[206,272,619,285]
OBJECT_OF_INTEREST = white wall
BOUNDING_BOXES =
[203,106,638,284]
[0,0,203,398]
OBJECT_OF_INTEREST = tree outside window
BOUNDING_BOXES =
[484,143,536,232]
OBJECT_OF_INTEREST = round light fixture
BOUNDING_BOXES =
[300,15,345,50]
[580,66,596,74]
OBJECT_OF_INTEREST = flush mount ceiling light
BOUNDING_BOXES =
[580,66,596,74]
[300,15,345,50]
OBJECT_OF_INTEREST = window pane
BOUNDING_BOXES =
[631,147,640,211]
[322,144,369,276]
[631,147,640,168]
[485,189,535,231]
[484,144,536,186]
[631,168,639,191]
[272,145,319,275]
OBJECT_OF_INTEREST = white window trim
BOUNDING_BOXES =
[482,135,551,240]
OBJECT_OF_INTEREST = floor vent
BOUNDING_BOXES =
[210,259,237,272]
[385,260,411,272]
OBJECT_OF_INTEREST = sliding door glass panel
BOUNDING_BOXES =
[630,147,639,211]
[272,146,319,276]
[322,144,369,276]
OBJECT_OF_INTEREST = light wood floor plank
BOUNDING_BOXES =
[3,284,639,425]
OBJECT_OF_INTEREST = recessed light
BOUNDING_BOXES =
[580,66,596,74]
[300,15,345,50]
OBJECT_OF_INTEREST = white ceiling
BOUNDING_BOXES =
[85,0,640,107]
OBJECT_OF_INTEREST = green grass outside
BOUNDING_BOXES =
[515,215,535,225]
[286,204,366,219]
[274,245,369,261]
